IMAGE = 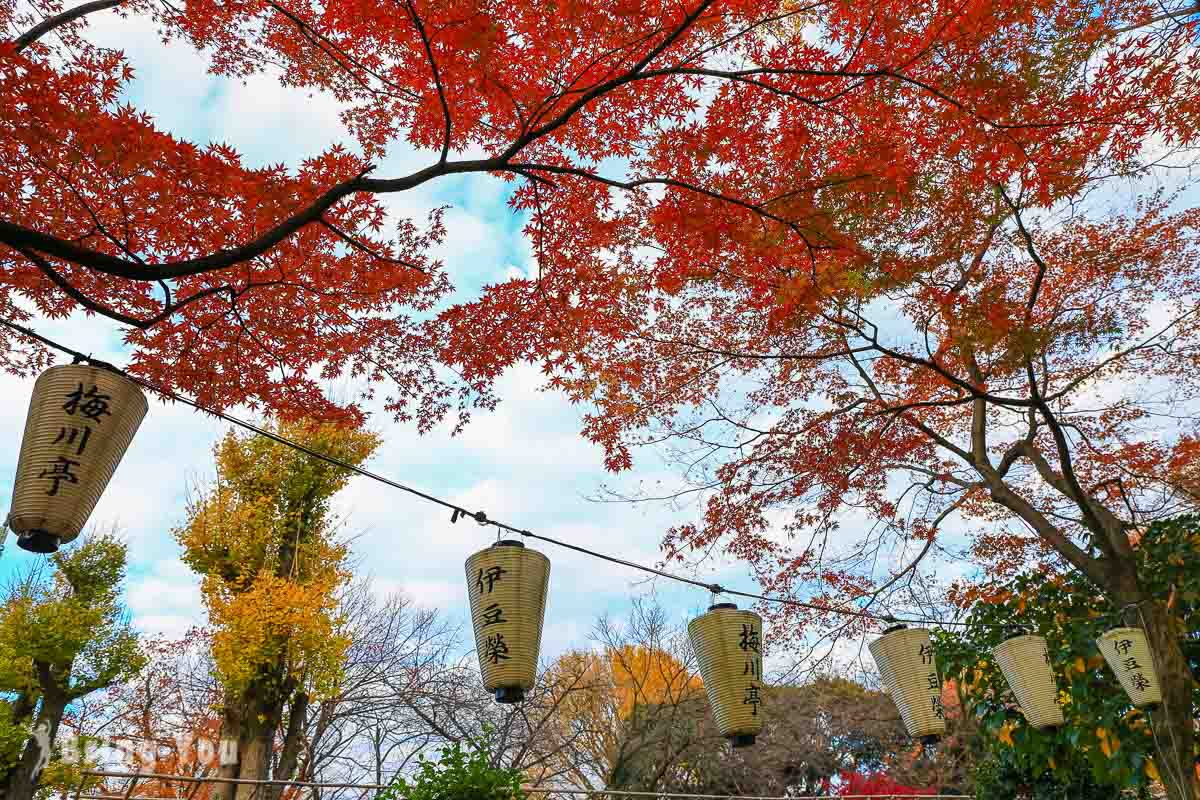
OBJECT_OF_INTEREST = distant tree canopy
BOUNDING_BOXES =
[175,418,380,798]
[607,677,973,795]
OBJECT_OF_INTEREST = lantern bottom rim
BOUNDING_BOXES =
[16,530,60,554]
[920,735,941,746]
[729,734,755,749]
[494,687,525,704]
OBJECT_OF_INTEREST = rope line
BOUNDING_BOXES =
[0,317,1114,631]
[76,771,972,799]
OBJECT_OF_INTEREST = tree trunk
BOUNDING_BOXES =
[1135,600,1199,800]
[1,684,68,800]
[267,691,309,800]
[216,702,243,800]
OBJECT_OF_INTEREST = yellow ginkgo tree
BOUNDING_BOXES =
[176,420,379,799]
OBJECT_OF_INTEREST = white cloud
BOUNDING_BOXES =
[125,559,205,638]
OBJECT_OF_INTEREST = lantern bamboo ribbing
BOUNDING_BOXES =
[688,603,764,748]
[1098,627,1162,707]
[7,364,148,553]
[992,633,1064,729]
[869,625,945,741]
[465,540,550,703]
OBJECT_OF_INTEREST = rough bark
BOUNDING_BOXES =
[1111,571,1199,800]
[1,675,68,800]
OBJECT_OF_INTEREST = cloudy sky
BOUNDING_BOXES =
[0,7,763,663]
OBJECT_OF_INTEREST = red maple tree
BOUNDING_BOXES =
[3,0,1200,796]
[831,770,936,797]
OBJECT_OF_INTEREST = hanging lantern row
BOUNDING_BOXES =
[3,364,1164,750]
[462,542,770,747]
[688,603,764,748]
[7,364,148,553]
[870,625,1163,739]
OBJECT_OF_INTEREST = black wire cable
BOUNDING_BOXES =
[0,317,1117,631]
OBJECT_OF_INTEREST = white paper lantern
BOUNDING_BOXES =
[7,364,148,553]
[688,603,764,747]
[1097,627,1162,707]
[992,633,1064,729]
[869,625,946,740]
[465,540,550,703]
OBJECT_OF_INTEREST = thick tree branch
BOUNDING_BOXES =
[13,0,123,51]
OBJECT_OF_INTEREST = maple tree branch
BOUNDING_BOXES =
[12,0,123,52]
[0,158,466,281]
[10,243,239,329]
[865,497,960,601]
[400,0,452,163]
[828,310,1038,407]
[10,244,148,328]
[317,218,425,272]
[1000,188,1048,319]
[499,0,718,160]
[263,1,418,102]
[1045,305,1200,402]
[843,338,974,462]
[1112,1,1200,32]
[508,161,832,256]
[1003,189,1138,553]
[1024,359,1128,555]
[977,468,1103,582]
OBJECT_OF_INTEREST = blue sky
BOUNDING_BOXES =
[0,7,758,665]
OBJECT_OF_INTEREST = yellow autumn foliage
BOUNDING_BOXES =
[175,419,380,698]
[608,644,703,718]
[539,645,703,789]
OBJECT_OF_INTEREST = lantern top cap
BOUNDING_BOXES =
[494,539,525,548]
[708,602,739,611]
[1003,625,1032,640]
[882,623,908,634]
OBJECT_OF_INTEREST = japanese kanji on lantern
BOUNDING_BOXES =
[465,539,550,703]
[688,603,764,748]
[7,364,148,554]
[868,625,946,741]
[992,631,1064,729]
[1098,627,1161,707]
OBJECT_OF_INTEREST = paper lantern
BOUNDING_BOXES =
[465,540,550,703]
[1098,627,1162,707]
[992,633,1064,729]
[869,625,946,741]
[7,364,148,553]
[688,603,764,747]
